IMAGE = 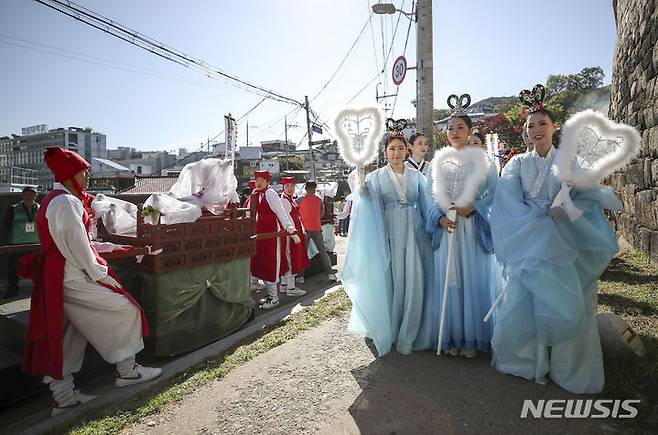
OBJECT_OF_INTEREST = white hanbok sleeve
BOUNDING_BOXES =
[46,195,109,282]
[93,241,118,253]
[265,189,294,230]
[281,196,292,214]
[336,200,352,220]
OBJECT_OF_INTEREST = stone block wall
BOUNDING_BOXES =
[609,0,658,265]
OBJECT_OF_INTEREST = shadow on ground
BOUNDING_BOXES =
[348,349,625,435]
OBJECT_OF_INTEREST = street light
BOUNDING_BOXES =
[371,3,414,19]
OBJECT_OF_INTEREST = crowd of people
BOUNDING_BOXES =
[1,143,340,416]
[342,84,621,395]
[245,172,337,310]
[0,83,623,418]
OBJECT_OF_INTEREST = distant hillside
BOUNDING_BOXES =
[473,96,517,109]
[472,85,611,114]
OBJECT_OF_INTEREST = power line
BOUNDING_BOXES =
[0,35,232,91]
[345,73,380,105]
[381,0,407,71]
[391,0,415,116]
[366,0,381,77]
[35,0,303,107]
[315,26,371,114]
[151,97,268,176]
[309,15,372,103]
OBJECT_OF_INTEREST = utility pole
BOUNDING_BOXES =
[246,120,249,147]
[304,95,316,180]
[416,0,434,156]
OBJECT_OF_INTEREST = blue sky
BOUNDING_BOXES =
[0,0,617,152]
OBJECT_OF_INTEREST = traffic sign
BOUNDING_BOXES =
[392,55,407,86]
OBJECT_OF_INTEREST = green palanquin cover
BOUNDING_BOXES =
[114,258,254,356]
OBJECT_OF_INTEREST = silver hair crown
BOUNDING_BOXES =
[518,84,546,114]
[447,94,471,117]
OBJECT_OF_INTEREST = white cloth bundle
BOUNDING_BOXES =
[91,194,138,237]
[144,158,240,225]
[143,193,203,225]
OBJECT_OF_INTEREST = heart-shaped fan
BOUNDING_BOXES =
[431,146,490,211]
[334,106,384,168]
[555,109,641,189]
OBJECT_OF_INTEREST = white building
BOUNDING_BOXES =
[0,125,107,189]
[259,159,280,174]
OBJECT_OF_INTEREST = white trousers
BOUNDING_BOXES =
[44,275,144,399]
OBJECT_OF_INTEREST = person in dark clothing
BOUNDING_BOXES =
[3,186,39,298]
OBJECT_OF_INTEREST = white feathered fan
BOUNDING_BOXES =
[333,106,384,188]
[555,109,641,189]
[431,144,490,355]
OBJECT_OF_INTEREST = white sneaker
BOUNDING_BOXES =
[259,296,279,310]
[460,348,476,358]
[286,287,306,297]
[51,390,96,417]
[327,273,337,281]
[115,364,162,388]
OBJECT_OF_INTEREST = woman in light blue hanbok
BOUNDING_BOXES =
[417,104,500,357]
[342,130,434,357]
[490,93,620,394]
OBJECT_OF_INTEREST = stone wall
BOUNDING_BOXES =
[609,0,658,265]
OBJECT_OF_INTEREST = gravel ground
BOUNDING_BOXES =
[123,314,373,435]
[122,312,622,435]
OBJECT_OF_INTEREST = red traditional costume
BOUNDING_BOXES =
[19,147,160,414]
[280,177,309,275]
[249,171,295,308]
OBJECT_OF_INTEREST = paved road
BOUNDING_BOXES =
[123,313,619,435]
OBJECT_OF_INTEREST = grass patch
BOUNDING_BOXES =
[598,248,658,433]
[63,289,351,435]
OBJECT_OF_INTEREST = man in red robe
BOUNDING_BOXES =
[279,177,309,296]
[20,147,161,416]
[249,171,297,309]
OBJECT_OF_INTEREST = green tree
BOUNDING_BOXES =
[546,66,604,101]
[433,108,452,120]
[434,128,448,149]
[277,156,306,171]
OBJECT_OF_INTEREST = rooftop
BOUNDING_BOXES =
[120,176,178,194]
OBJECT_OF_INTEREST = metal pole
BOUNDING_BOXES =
[416,0,434,157]
[246,120,249,147]
[304,95,316,180]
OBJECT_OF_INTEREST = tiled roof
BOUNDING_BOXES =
[121,176,178,194]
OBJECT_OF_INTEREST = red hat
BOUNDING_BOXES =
[248,180,256,189]
[44,147,91,182]
[280,176,296,185]
[254,170,271,181]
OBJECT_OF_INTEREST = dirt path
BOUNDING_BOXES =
[123,313,619,435]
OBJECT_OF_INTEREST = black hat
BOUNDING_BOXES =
[22,186,37,194]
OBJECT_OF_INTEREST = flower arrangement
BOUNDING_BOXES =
[141,205,162,225]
